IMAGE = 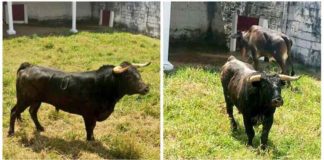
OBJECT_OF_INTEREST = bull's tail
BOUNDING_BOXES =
[17,62,32,74]
[288,54,295,76]
[282,36,295,76]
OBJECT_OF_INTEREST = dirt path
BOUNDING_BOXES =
[3,23,110,38]
[169,46,321,80]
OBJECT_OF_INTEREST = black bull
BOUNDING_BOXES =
[221,56,299,149]
[231,25,294,76]
[8,61,150,140]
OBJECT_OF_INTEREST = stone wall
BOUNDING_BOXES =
[286,2,321,67]
[170,2,321,67]
[221,2,321,67]
[221,2,286,35]
[93,2,160,38]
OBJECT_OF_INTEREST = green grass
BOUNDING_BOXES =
[3,31,160,159]
[164,65,320,159]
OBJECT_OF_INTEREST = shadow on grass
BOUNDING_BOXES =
[17,131,141,159]
[231,123,287,158]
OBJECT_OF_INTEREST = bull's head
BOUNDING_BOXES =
[113,61,151,95]
[230,31,243,39]
[230,31,247,49]
[248,73,300,108]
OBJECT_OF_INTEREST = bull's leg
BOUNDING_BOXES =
[276,57,292,87]
[287,56,295,76]
[261,115,273,150]
[29,102,44,132]
[251,49,259,70]
[243,116,255,146]
[16,113,23,122]
[225,98,237,130]
[241,47,249,62]
[83,116,96,141]
[8,102,29,136]
[277,58,289,75]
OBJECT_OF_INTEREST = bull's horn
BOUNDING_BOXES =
[113,66,129,74]
[132,62,151,68]
[248,74,262,82]
[279,74,300,81]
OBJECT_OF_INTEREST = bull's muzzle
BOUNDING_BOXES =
[140,85,150,95]
[271,97,283,107]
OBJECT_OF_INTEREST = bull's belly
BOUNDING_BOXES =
[43,99,115,121]
[257,50,273,58]
[43,99,90,115]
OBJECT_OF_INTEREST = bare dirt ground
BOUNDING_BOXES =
[3,23,111,38]
[169,45,321,80]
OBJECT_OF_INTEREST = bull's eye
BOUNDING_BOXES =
[135,74,140,79]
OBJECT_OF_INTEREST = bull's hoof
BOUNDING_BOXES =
[37,126,45,132]
[17,115,23,122]
[87,137,95,141]
[260,144,267,150]
[8,131,14,137]
[231,126,238,132]
[247,141,253,147]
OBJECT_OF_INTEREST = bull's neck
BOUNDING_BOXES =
[97,73,125,103]
[245,83,274,113]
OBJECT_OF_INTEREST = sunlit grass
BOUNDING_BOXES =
[3,31,160,159]
[164,65,320,159]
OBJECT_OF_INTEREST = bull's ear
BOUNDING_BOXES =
[113,66,129,74]
[230,32,242,39]
[280,80,286,86]
[252,81,261,88]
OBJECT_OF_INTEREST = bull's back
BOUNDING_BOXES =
[16,65,99,114]
[249,26,288,55]
[221,57,256,103]
[221,57,255,80]
[17,65,65,100]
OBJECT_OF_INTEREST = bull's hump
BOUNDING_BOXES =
[227,55,236,61]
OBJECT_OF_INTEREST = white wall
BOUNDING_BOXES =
[14,2,91,20]
[170,2,208,39]
[170,2,225,40]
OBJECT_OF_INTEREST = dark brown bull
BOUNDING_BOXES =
[221,56,299,149]
[231,25,294,76]
[8,61,150,140]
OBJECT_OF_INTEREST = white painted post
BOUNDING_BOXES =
[7,2,16,35]
[109,11,114,28]
[163,1,173,71]
[230,12,238,52]
[70,1,78,33]
[24,4,28,24]
[99,9,103,25]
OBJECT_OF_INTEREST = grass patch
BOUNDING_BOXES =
[164,65,320,159]
[3,31,160,159]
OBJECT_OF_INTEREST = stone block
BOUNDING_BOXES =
[295,38,312,49]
